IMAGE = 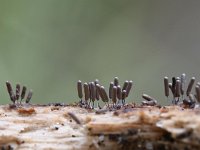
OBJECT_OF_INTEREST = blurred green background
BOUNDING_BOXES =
[0,0,200,105]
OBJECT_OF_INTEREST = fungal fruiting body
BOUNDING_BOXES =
[6,81,33,105]
[76,77,133,109]
[163,74,200,108]
[2,75,200,150]
[142,94,157,106]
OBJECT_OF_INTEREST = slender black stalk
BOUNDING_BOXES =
[109,82,114,99]
[83,83,89,103]
[25,90,33,103]
[21,86,27,101]
[77,80,83,101]
[112,86,117,104]
[126,80,132,97]
[16,83,21,101]
[164,77,169,98]
[114,77,119,86]
[186,77,195,96]
[6,81,16,103]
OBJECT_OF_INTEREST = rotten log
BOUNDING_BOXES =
[0,103,200,150]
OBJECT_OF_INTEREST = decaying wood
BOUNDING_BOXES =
[0,103,200,150]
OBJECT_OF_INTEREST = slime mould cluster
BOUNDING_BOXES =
[77,77,133,109]
[1,74,200,150]
[76,74,200,110]
[164,73,200,108]
[5,81,33,106]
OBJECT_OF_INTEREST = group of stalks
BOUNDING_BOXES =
[77,77,133,109]
[164,73,200,108]
[5,74,200,109]
[6,81,33,105]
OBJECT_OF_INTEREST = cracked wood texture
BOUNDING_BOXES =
[0,104,200,150]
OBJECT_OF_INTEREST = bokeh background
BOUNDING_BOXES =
[0,0,200,105]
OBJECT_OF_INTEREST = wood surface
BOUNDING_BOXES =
[0,103,200,150]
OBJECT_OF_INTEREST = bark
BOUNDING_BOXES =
[0,103,200,150]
